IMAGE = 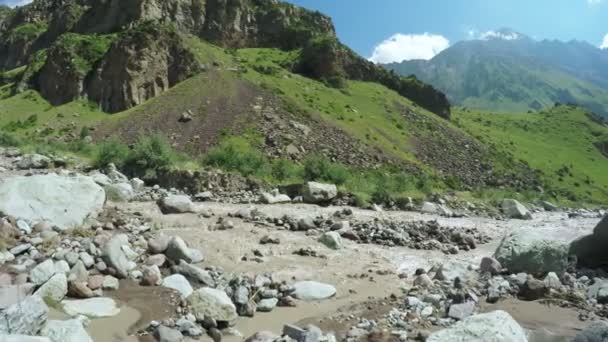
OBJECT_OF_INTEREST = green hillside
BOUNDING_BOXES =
[454,105,608,203]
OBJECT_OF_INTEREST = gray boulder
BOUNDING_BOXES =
[41,319,93,342]
[0,284,36,309]
[155,325,184,342]
[494,228,569,274]
[34,273,68,305]
[0,296,49,335]
[0,174,105,230]
[574,321,608,342]
[260,191,291,204]
[301,182,337,204]
[158,195,195,214]
[427,310,527,342]
[101,234,132,278]
[570,215,608,268]
[318,232,343,250]
[161,274,193,299]
[165,236,203,264]
[502,199,532,220]
[16,154,51,169]
[293,281,336,301]
[187,287,238,323]
[30,259,57,286]
[173,260,215,287]
[104,182,134,202]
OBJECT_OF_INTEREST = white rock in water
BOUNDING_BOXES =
[41,319,93,342]
[293,281,336,301]
[62,298,120,318]
[0,174,105,230]
[427,310,527,342]
[161,274,193,299]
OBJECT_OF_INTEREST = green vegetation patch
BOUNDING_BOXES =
[453,105,608,204]
[51,33,116,75]
[7,21,47,43]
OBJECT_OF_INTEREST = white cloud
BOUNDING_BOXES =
[368,33,450,64]
[479,30,521,41]
[588,0,602,5]
[601,34,608,49]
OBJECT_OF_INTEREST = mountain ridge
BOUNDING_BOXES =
[384,32,608,117]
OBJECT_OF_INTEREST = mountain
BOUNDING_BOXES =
[384,29,608,117]
[0,4,606,204]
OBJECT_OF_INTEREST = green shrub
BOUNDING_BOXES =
[303,154,349,185]
[124,134,178,179]
[0,131,21,146]
[271,159,300,182]
[203,137,267,177]
[93,138,130,169]
[371,189,392,204]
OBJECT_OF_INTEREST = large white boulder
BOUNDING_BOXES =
[502,199,532,220]
[34,273,68,305]
[427,310,527,342]
[101,234,133,278]
[158,195,195,214]
[0,174,105,230]
[161,274,193,299]
[301,182,337,204]
[41,319,93,342]
[0,296,49,336]
[494,228,569,274]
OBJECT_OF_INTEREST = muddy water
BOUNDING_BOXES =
[481,299,586,341]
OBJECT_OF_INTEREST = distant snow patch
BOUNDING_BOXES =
[601,33,608,49]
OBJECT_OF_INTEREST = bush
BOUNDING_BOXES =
[0,131,21,146]
[93,138,129,169]
[371,189,392,205]
[271,159,300,182]
[203,137,267,177]
[303,155,349,185]
[124,134,178,179]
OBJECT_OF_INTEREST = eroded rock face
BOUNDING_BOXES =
[86,24,201,113]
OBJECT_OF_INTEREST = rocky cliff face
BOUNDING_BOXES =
[296,36,452,119]
[34,24,201,112]
[87,24,201,113]
[0,0,448,118]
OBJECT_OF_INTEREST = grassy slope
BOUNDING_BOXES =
[453,105,608,203]
[236,48,457,169]
[1,37,607,204]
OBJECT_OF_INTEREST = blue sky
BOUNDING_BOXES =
[3,0,607,63]
[287,0,608,62]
